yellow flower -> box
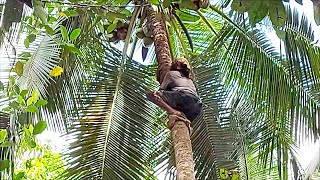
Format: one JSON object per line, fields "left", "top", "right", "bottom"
{"left": 59, "top": 12, "right": 66, "bottom": 17}
{"left": 50, "top": 66, "right": 63, "bottom": 77}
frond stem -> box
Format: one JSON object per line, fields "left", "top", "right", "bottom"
{"left": 100, "top": 48, "right": 126, "bottom": 177}
{"left": 122, "top": 5, "right": 141, "bottom": 61}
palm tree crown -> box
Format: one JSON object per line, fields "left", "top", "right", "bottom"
{"left": 0, "top": 0, "right": 320, "bottom": 179}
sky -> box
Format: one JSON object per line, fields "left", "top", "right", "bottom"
{"left": 1, "top": 0, "right": 319, "bottom": 179}
{"left": 267, "top": 0, "right": 320, "bottom": 52}
{"left": 156, "top": 0, "right": 320, "bottom": 179}
{"left": 39, "top": 0, "right": 320, "bottom": 179}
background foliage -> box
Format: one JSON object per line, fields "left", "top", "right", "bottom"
{"left": 0, "top": 0, "right": 320, "bottom": 179}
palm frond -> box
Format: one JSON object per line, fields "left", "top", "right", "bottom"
{"left": 171, "top": 8, "right": 224, "bottom": 56}
{"left": 16, "top": 17, "right": 66, "bottom": 97}
{"left": 195, "top": 5, "right": 320, "bottom": 179}
{"left": 51, "top": 39, "right": 162, "bottom": 179}
{"left": 282, "top": 7, "right": 320, "bottom": 144}
{"left": 191, "top": 56, "right": 238, "bottom": 179}
{"left": 151, "top": 32, "right": 238, "bottom": 179}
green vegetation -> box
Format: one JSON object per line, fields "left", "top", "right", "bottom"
{"left": 14, "top": 144, "right": 65, "bottom": 180}
{"left": 0, "top": 0, "right": 319, "bottom": 179}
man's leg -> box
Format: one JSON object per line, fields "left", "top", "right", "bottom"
{"left": 146, "top": 91, "right": 181, "bottom": 116}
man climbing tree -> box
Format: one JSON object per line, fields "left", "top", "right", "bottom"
{"left": 146, "top": 57, "right": 202, "bottom": 130}
{"left": 144, "top": 3, "right": 203, "bottom": 178}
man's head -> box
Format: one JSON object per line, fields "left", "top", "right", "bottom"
{"left": 171, "top": 57, "right": 191, "bottom": 78}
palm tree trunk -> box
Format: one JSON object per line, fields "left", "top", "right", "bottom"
{"left": 170, "top": 116, "right": 195, "bottom": 180}
{"left": 146, "top": 6, "right": 196, "bottom": 180}
{"left": 145, "top": 6, "right": 172, "bottom": 83}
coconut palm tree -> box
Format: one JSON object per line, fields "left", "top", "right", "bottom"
{"left": 1, "top": 0, "right": 320, "bottom": 179}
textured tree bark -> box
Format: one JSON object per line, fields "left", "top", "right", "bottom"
{"left": 169, "top": 115, "right": 195, "bottom": 180}
{"left": 146, "top": 6, "right": 172, "bottom": 84}
{"left": 146, "top": 6, "right": 196, "bottom": 180}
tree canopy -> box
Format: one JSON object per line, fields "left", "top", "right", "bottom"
{"left": 0, "top": 0, "right": 320, "bottom": 179}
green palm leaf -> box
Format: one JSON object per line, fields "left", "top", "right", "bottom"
{"left": 16, "top": 18, "right": 66, "bottom": 97}
{"left": 196, "top": 5, "right": 320, "bottom": 179}
{"left": 53, "top": 40, "right": 161, "bottom": 179}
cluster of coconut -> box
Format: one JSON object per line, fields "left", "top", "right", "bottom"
{"left": 136, "top": 26, "right": 153, "bottom": 48}
{"left": 107, "top": 19, "right": 130, "bottom": 43}
{"left": 105, "top": 19, "right": 153, "bottom": 49}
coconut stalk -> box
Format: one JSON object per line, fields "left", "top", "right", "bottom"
{"left": 146, "top": 5, "right": 196, "bottom": 180}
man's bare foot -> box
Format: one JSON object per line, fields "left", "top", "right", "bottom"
{"left": 146, "top": 91, "right": 182, "bottom": 116}
{"left": 167, "top": 109, "right": 181, "bottom": 116}
{"left": 146, "top": 92, "right": 161, "bottom": 103}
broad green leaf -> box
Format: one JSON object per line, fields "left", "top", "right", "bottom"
{"left": 106, "top": 33, "right": 114, "bottom": 38}
{"left": 19, "top": 52, "right": 31, "bottom": 58}
{"left": 269, "top": 1, "right": 287, "bottom": 28}
{"left": 70, "top": 28, "right": 81, "bottom": 41}
{"left": 50, "top": 66, "right": 64, "bottom": 77}
{"left": 107, "top": 23, "right": 117, "bottom": 33}
{"left": 27, "top": 97, "right": 34, "bottom": 106}
{"left": 10, "top": 101, "right": 20, "bottom": 109}
{"left": 15, "top": 86, "right": 20, "bottom": 94}
{"left": 45, "top": 25, "right": 55, "bottom": 34}
{"left": 64, "top": 10, "right": 79, "bottom": 17}
{"left": 106, "top": 12, "right": 126, "bottom": 22}
{"left": 45, "top": 2, "right": 57, "bottom": 7}
{"left": 147, "top": 0, "right": 160, "bottom": 5}
{"left": 17, "top": 96, "right": 25, "bottom": 105}
{"left": 231, "top": 174, "right": 240, "bottom": 180}
{"left": 0, "top": 141, "right": 13, "bottom": 147}
{"left": 27, "top": 34, "right": 36, "bottom": 43}
{"left": 26, "top": 105, "right": 39, "bottom": 113}
{"left": 0, "top": 160, "right": 10, "bottom": 171}
{"left": 24, "top": 38, "right": 29, "bottom": 48}
{"left": 0, "top": 129, "right": 6, "bottom": 143}
{"left": 29, "top": 124, "right": 34, "bottom": 134}
{"left": 60, "top": 25, "right": 68, "bottom": 41}
{"left": 54, "top": 39, "right": 65, "bottom": 46}
{"left": 0, "top": 81, "right": 4, "bottom": 90}
{"left": 32, "top": 90, "right": 39, "bottom": 101}
{"left": 35, "top": 99, "right": 48, "bottom": 107}
{"left": 15, "top": 61, "right": 24, "bottom": 76}
{"left": 23, "top": 127, "right": 31, "bottom": 136}
{"left": 59, "top": 12, "right": 66, "bottom": 17}
{"left": 66, "top": 43, "right": 75, "bottom": 47}
{"left": 9, "top": 76, "right": 15, "bottom": 86}
{"left": 120, "top": 9, "right": 132, "bottom": 16}
{"left": 20, "top": 90, "right": 28, "bottom": 97}
{"left": 13, "top": 172, "right": 25, "bottom": 180}
{"left": 48, "top": 7, "right": 54, "bottom": 14}
{"left": 66, "top": 46, "right": 83, "bottom": 56}
{"left": 248, "top": 1, "right": 269, "bottom": 25}
{"left": 33, "top": 121, "right": 47, "bottom": 135}
{"left": 48, "top": 16, "right": 57, "bottom": 24}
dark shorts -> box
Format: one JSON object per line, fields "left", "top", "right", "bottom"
{"left": 159, "top": 90, "right": 202, "bottom": 121}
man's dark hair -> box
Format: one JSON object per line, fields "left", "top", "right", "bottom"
{"left": 171, "top": 61, "right": 191, "bottom": 78}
